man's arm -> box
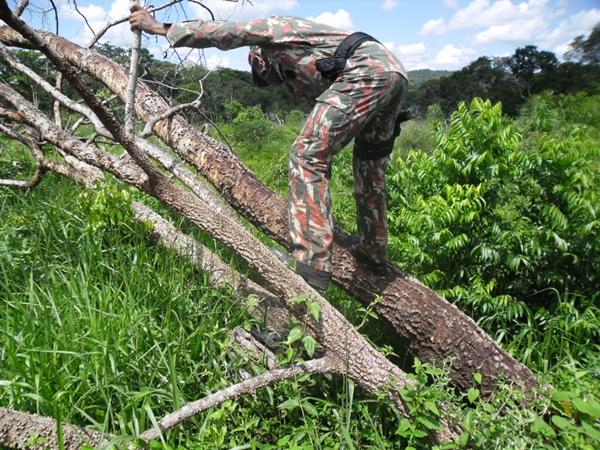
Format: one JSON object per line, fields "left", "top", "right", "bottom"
{"left": 129, "top": 5, "right": 277, "bottom": 50}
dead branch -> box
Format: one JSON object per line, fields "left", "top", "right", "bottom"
{"left": 139, "top": 70, "right": 211, "bottom": 137}
{"left": 53, "top": 72, "right": 62, "bottom": 128}
{"left": 140, "top": 358, "right": 332, "bottom": 441}
{"left": 231, "top": 327, "right": 279, "bottom": 370}
{"left": 86, "top": 0, "right": 182, "bottom": 48}
{"left": 0, "top": 41, "right": 111, "bottom": 137}
{"left": 126, "top": 0, "right": 142, "bottom": 139}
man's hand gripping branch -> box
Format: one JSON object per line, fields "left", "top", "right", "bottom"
{"left": 129, "top": 4, "right": 168, "bottom": 36}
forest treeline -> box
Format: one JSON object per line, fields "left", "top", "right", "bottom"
{"left": 2, "top": 22, "right": 598, "bottom": 124}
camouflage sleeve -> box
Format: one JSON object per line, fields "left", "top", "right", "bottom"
{"left": 166, "top": 18, "right": 277, "bottom": 50}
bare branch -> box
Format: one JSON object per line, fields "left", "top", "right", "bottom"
{"left": 231, "top": 327, "right": 279, "bottom": 370}
{"left": 140, "top": 357, "right": 332, "bottom": 441}
{"left": 0, "top": 41, "right": 111, "bottom": 138}
{"left": 71, "top": 0, "right": 96, "bottom": 38}
{"left": 14, "top": 0, "right": 28, "bottom": 17}
{"left": 86, "top": 0, "right": 182, "bottom": 48}
{"left": 0, "top": 122, "right": 44, "bottom": 188}
{"left": 53, "top": 72, "right": 62, "bottom": 128}
{"left": 139, "top": 82, "right": 203, "bottom": 137}
{"left": 125, "top": 1, "right": 142, "bottom": 139}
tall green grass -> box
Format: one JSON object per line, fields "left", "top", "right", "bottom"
{"left": 0, "top": 174, "right": 407, "bottom": 448}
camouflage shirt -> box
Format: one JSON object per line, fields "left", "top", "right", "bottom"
{"left": 166, "top": 15, "right": 408, "bottom": 98}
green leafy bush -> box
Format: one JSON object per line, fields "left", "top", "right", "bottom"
{"left": 386, "top": 95, "right": 600, "bottom": 370}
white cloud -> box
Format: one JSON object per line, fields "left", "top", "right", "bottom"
{"left": 205, "top": 54, "right": 231, "bottom": 69}
{"left": 443, "top": 0, "right": 460, "bottom": 8}
{"left": 471, "top": 16, "right": 547, "bottom": 45}
{"left": 543, "top": 9, "right": 600, "bottom": 56}
{"left": 59, "top": 0, "right": 132, "bottom": 47}
{"left": 394, "top": 43, "right": 430, "bottom": 71}
{"left": 420, "top": 18, "right": 447, "bottom": 36}
{"left": 431, "top": 44, "right": 477, "bottom": 70}
{"left": 190, "top": 0, "right": 298, "bottom": 21}
{"left": 448, "top": 0, "right": 521, "bottom": 30}
{"left": 382, "top": 0, "right": 398, "bottom": 11}
{"left": 309, "top": 10, "right": 354, "bottom": 30}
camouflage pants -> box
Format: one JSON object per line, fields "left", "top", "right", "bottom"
{"left": 289, "top": 71, "right": 408, "bottom": 272}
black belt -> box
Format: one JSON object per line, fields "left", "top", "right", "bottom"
{"left": 316, "top": 32, "right": 380, "bottom": 81}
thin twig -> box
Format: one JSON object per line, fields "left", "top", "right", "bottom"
{"left": 72, "top": 0, "right": 96, "bottom": 38}
{"left": 86, "top": 0, "right": 181, "bottom": 48}
{"left": 0, "top": 41, "right": 111, "bottom": 137}
{"left": 14, "top": 0, "right": 28, "bottom": 16}
{"left": 126, "top": 1, "right": 142, "bottom": 138}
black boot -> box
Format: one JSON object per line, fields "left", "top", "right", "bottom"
{"left": 296, "top": 261, "right": 331, "bottom": 291}
{"left": 347, "top": 236, "right": 388, "bottom": 276}
{"left": 270, "top": 248, "right": 331, "bottom": 291}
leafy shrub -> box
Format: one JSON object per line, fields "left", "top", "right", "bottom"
{"left": 386, "top": 95, "right": 600, "bottom": 370}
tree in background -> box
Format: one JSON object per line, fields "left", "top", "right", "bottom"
{"left": 565, "top": 21, "right": 600, "bottom": 66}
{"left": 509, "top": 45, "right": 559, "bottom": 98}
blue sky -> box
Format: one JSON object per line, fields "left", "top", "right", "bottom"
{"left": 22, "top": 0, "right": 600, "bottom": 73}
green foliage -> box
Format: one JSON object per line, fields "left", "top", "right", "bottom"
{"left": 387, "top": 95, "right": 600, "bottom": 370}
{"left": 405, "top": 45, "right": 600, "bottom": 118}
{"left": 461, "top": 372, "right": 600, "bottom": 449}
{"left": 390, "top": 358, "right": 600, "bottom": 450}
{"left": 218, "top": 104, "right": 302, "bottom": 194}
{"left": 396, "top": 359, "right": 458, "bottom": 450}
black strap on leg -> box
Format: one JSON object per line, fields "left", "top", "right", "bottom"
{"left": 353, "top": 109, "right": 412, "bottom": 161}
{"left": 316, "top": 32, "right": 380, "bottom": 81}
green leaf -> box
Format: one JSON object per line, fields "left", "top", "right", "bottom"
{"left": 551, "top": 415, "right": 573, "bottom": 430}
{"left": 278, "top": 399, "right": 301, "bottom": 410}
{"left": 301, "top": 400, "right": 319, "bottom": 417}
{"left": 277, "top": 435, "right": 291, "bottom": 446}
{"left": 425, "top": 400, "right": 440, "bottom": 416}
{"left": 572, "top": 398, "right": 600, "bottom": 418}
{"left": 551, "top": 390, "right": 576, "bottom": 402}
{"left": 289, "top": 294, "right": 308, "bottom": 304}
{"left": 307, "top": 300, "right": 321, "bottom": 321}
{"left": 397, "top": 418, "right": 411, "bottom": 436}
{"left": 286, "top": 327, "right": 303, "bottom": 344}
{"left": 468, "top": 388, "right": 480, "bottom": 403}
{"left": 458, "top": 431, "right": 470, "bottom": 448}
{"left": 417, "top": 415, "right": 443, "bottom": 430}
{"left": 473, "top": 372, "right": 482, "bottom": 384}
{"left": 301, "top": 335, "right": 317, "bottom": 358}
{"left": 482, "top": 402, "right": 494, "bottom": 413}
{"left": 340, "top": 426, "right": 356, "bottom": 450}
{"left": 582, "top": 420, "right": 600, "bottom": 441}
{"left": 531, "top": 417, "right": 556, "bottom": 438}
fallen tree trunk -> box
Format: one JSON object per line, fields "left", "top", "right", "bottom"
{"left": 0, "top": 27, "right": 538, "bottom": 394}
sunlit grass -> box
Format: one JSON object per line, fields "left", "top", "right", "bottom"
{"left": 0, "top": 175, "right": 403, "bottom": 448}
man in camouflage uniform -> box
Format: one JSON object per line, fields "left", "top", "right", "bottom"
{"left": 130, "top": 5, "right": 408, "bottom": 291}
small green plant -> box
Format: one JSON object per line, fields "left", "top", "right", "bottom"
{"left": 395, "top": 358, "right": 461, "bottom": 450}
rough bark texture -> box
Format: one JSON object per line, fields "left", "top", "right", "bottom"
{"left": 0, "top": 27, "right": 538, "bottom": 394}
{"left": 0, "top": 407, "right": 110, "bottom": 449}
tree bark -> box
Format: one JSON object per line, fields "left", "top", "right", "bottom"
{"left": 0, "top": 26, "right": 538, "bottom": 394}
{"left": 0, "top": 407, "right": 110, "bottom": 450}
